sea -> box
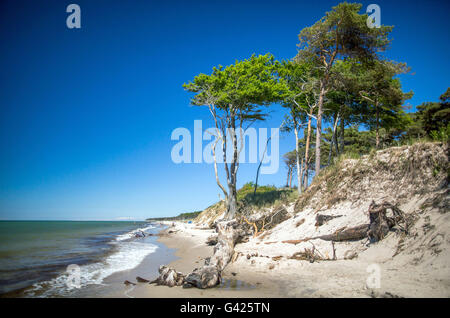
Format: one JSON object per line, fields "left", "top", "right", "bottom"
{"left": 0, "top": 220, "right": 164, "bottom": 297}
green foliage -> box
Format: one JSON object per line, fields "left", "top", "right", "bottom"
{"left": 237, "top": 182, "right": 296, "bottom": 207}
{"left": 416, "top": 89, "right": 450, "bottom": 137}
{"left": 324, "top": 125, "right": 375, "bottom": 156}
{"left": 277, "top": 60, "right": 317, "bottom": 129}
{"left": 297, "top": 2, "right": 393, "bottom": 67}
{"left": 183, "top": 54, "right": 287, "bottom": 117}
{"left": 283, "top": 151, "right": 297, "bottom": 168}
{"left": 399, "top": 87, "right": 450, "bottom": 143}
{"left": 430, "top": 124, "right": 450, "bottom": 142}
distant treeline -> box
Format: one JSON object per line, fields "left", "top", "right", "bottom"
{"left": 146, "top": 211, "right": 202, "bottom": 221}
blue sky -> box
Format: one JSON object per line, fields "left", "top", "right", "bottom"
{"left": 0, "top": 0, "right": 449, "bottom": 220}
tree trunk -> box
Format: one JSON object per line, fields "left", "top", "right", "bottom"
{"left": 375, "top": 102, "right": 380, "bottom": 149}
{"left": 254, "top": 136, "right": 271, "bottom": 195}
{"left": 316, "top": 224, "right": 369, "bottom": 242}
{"left": 226, "top": 186, "right": 237, "bottom": 220}
{"left": 340, "top": 115, "right": 345, "bottom": 153}
{"left": 225, "top": 115, "right": 238, "bottom": 220}
{"left": 289, "top": 167, "right": 293, "bottom": 188}
{"left": 334, "top": 110, "right": 341, "bottom": 155}
{"left": 315, "top": 84, "right": 325, "bottom": 176}
{"left": 299, "top": 157, "right": 304, "bottom": 191}
{"left": 286, "top": 167, "right": 291, "bottom": 188}
{"left": 303, "top": 109, "right": 313, "bottom": 189}
{"left": 294, "top": 126, "right": 302, "bottom": 194}
{"left": 328, "top": 114, "right": 339, "bottom": 166}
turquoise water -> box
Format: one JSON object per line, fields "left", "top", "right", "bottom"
{"left": 0, "top": 221, "right": 158, "bottom": 296}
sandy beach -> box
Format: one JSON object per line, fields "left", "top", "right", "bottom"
{"left": 115, "top": 210, "right": 450, "bottom": 298}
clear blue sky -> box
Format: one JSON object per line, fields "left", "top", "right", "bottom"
{"left": 0, "top": 0, "right": 449, "bottom": 220}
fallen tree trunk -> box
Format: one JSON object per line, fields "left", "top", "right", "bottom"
{"left": 150, "top": 220, "right": 245, "bottom": 289}
{"left": 315, "top": 214, "right": 343, "bottom": 227}
{"left": 316, "top": 224, "right": 369, "bottom": 242}
{"left": 282, "top": 224, "right": 369, "bottom": 245}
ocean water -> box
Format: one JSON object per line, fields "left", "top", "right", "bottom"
{"left": 0, "top": 221, "right": 160, "bottom": 297}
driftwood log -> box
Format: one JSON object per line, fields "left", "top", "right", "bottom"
{"left": 315, "top": 214, "right": 343, "bottom": 227}
{"left": 136, "top": 276, "right": 150, "bottom": 283}
{"left": 150, "top": 220, "right": 245, "bottom": 289}
{"left": 150, "top": 266, "right": 185, "bottom": 287}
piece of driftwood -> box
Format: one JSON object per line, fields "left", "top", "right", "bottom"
{"left": 123, "top": 280, "right": 136, "bottom": 286}
{"left": 288, "top": 241, "right": 329, "bottom": 263}
{"left": 315, "top": 214, "right": 342, "bottom": 226}
{"left": 149, "top": 265, "right": 185, "bottom": 287}
{"left": 289, "top": 248, "right": 318, "bottom": 263}
{"left": 316, "top": 224, "right": 370, "bottom": 241}
{"left": 136, "top": 276, "right": 150, "bottom": 283}
{"left": 184, "top": 221, "right": 243, "bottom": 288}
{"left": 150, "top": 220, "right": 245, "bottom": 289}
{"left": 282, "top": 239, "right": 306, "bottom": 245}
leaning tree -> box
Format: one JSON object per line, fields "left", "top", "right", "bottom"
{"left": 278, "top": 60, "right": 317, "bottom": 193}
{"left": 183, "top": 54, "right": 286, "bottom": 219}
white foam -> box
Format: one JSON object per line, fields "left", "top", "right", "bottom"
{"left": 27, "top": 239, "right": 158, "bottom": 297}
{"left": 115, "top": 225, "right": 155, "bottom": 241}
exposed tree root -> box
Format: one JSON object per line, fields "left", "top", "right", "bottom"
{"left": 315, "top": 214, "right": 343, "bottom": 226}
{"left": 367, "top": 200, "right": 413, "bottom": 241}
{"left": 243, "top": 216, "right": 260, "bottom": 237}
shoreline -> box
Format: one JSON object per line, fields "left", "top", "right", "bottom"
{"left": 4, "top": 217, "right": 447, "bottom": 298}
